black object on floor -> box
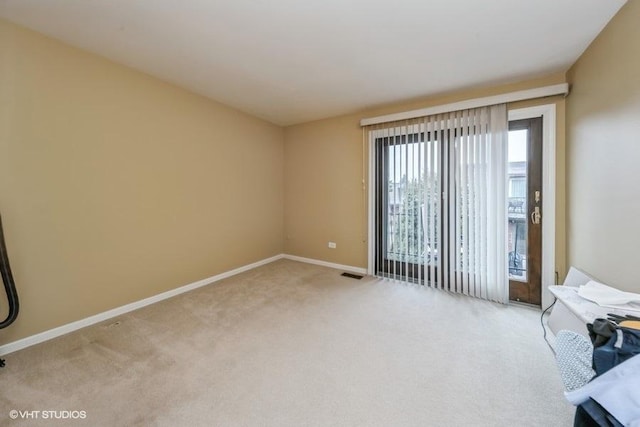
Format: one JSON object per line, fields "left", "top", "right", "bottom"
{"left": 341, "top": 272, "right": 364, "bottom": 280}
{"left": 0, "top": 213, "right": 20, "bottom": 368}
{"left": 0, "top": 213, "right": 19, "bottom": 330}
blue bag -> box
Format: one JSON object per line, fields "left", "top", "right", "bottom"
{"left": 592, "top": 326, "right": 640, "bottom": 376}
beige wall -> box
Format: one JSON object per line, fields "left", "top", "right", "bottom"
{"left": 284, "top": 74, "right": 568, "bottom": 279}
{"left": 566, "top": 1, "right": 640, "bottom": 291}
{"left": 0, "top": 19, "right": 284, "bottom": 345}
{"left": 284, "top": 114, "right": 367, "bottom": 268}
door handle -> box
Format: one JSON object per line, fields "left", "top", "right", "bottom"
{"left": 531, "top": 206, "right": 541, "bottom": 225}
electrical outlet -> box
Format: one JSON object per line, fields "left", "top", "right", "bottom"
{"left": 328, "top": 241, "right": 337, "bottom": 249}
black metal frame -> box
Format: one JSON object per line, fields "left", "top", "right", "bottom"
{"left": 374, "top": 131, "right": 442, "bottom": 285}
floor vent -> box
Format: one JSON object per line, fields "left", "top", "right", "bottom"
{"left": 341, "top": 272, "right": 363, "bottom": 280}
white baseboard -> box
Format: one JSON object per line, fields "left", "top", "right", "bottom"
{"left": 0, "top": 254, "right": 284, "bottom": 356}
{"left": 282, "top": 254, "right": 367, "bottom": 275}
{"left": 0, "top": 253, "right": 366, "bottom": 356}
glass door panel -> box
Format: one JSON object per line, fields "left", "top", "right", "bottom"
{"left": 508, "top": 129, "right": 528, "bottom": 282}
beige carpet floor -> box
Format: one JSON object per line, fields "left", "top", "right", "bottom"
{"left": 0, "top": 259, "right": 575, "bottom": 426}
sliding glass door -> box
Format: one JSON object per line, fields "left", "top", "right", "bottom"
{"left": 371, "top": 106, "right": 509, "bottom": 302}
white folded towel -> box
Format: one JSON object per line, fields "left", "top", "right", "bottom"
{"left": 565, "top": 353, "right": 640, "bottom": 426}
{"left": 578, "top": 280, "right": 640, "bottom": 312}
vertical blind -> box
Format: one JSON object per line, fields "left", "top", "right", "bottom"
{"left": 368, "top": 104, "right": 508, "bottom": 303}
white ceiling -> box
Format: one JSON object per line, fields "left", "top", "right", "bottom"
{"left": 0, "top": 0, "right": 626, "bottom": 126}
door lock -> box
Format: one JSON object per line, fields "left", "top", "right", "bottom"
{"left": 531, "top": 206, "right": 541, "bottom": 225}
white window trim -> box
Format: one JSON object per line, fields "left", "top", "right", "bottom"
{"left": 367, "top": 103, "right": 557, "bottom": 308}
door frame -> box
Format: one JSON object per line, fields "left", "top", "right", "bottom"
{"left": 367, "top": 103, "right": 557, "bottom": 309}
